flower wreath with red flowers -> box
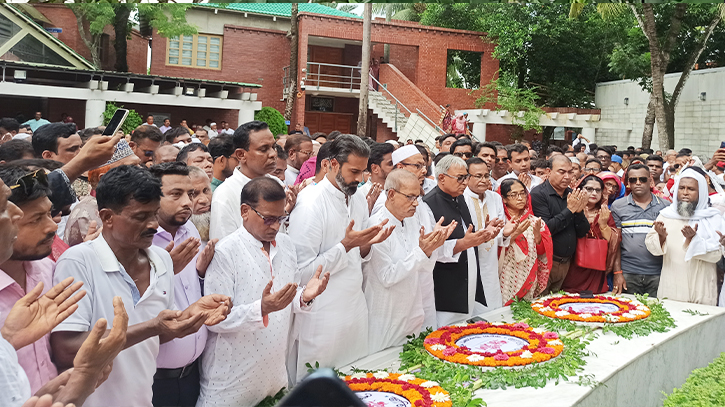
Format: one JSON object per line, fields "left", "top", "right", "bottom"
{"left": 343, "top": 372, "right": 452, "bottom": 407}
{"left": 531, "top": 293, "right": 651, "bottom": 323}
{"left": 423, "top": 322, "right": 564, "bottom": 367}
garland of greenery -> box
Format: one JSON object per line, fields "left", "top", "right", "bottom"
{"left": 511, "top": 294, "right": 676, "bottom": 340}
{"left": 393, "top": 328, "right": 595, "bottom": 406}
{"left": 662, "top": 352, "right": 725, "bottom": 406}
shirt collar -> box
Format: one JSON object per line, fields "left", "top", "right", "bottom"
{"left": 626, "top": 192, "right": 658, "bottom": 208}
{"left": 287, "top": 164, "right": 300, "bottom": 175}
{"left": 544, "top": 180, "right": 569, "bottom": 197}
{"left": 155, "top": 222, "right": 191, "bottom": 242}
{"left": 381, "top": 206, "right": 404, "bottom": 229}
{"left": 320, "top": 176, "right": 346, "bottom": 201}
{"left": 91, "top": 235, "right": 168, "bottom": 277}
{"left": 0, "top": 270, "right": 15, "bottom": 292}
{"left": 237, "top": 225, "right": 277, "bottom": 250}
{"left": 464, "top": 187, "right": 485, "bottom": 201}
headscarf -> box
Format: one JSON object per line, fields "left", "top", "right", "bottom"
{"left": 659, "top": 167, "right": 725, "bottom": 261}
{"left": 452, "top": 113, "right": 467, "bottom": 134}
{"left": 576, "top": 174, "right": 606, "bottom": 207}
{"left": 598, "top": 171, "right": 625, "bottom": 207}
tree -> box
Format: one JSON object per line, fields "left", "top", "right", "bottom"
{"left": 357, "top": 3, "right": 372, "bottom": 138}
{"left": 255, "top": 107, "right": 287, "bottom": 137}
{"left": 113, "top": 4, "right": 133, "bottom": 73}
{"left": 68, "top": 3, "right": 114, "bottom": 68}
{"left": 284, "top": 3, "right": 298, "bottom": 122}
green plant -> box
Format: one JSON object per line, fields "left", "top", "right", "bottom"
{"left": 254, "top": 107, "right": 287, "bottom": 138}
{"left": 102, "top": 102, "right": 142, "bottom": 135}
{"left": 663, "top": 353, "right": 725, "bottom": 406}
{"left": 474, "top": 78, "right": 545, "bottom": 134}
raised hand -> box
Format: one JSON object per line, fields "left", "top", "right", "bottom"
{"left": 341, "top": 219, "right": 390, "bottom": 252}
{"left": 510, "top": 218, "right": 532, "bottom": 241}
{"left": 195, "top": 239, "right": 218, "bottom": 278}
{"left": 598, "top": 203, "right": 611, "bottom": 229}
{"left": 681, "top": 223, "right": 698, "bottom": 242}
{"left": 155, "top": 309, "right": 207, "bottom": 343}
{"left": 165, "top": 237, "right": 201, "bottom": 275}
{"left": 419, "top": 227, "right": 446, "bottom": 257}
{"left": 285, "top": 185, "right": 299, "bottom": 214}
{"left": 261, "top": 280, "right": 297, "bottom": 317}
{"left": 717, "top": 231, "right": 725, "bottom": 247}
{"left": 366, "top": 182, "right": 382, "bottom": 215}
{"left": 567, "top": 189, "right": 585, "bottom": 213}
{"left": 73, "top": 296, "right": 128, "bottom": 378}
{"left": 1, "top": 277, "right": 86, "bottom": 350}
{"left": 83, "top": 220, "right": 102, "bottom": 242}
{"left": 518, "top": 172, "right": 532, "bottom": 189}
{"left": 302, "top": 266, "right": 330, "bottom": 304}
{"left": 653, "top": 220, "right": 667, "bottom": 246}
{"left": 185, "top": 294, "right": 232, "bottom": 326}
{"left": 532, "top": 217, "right": 542, "bottom": 243}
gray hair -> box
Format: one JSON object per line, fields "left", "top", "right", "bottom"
{"left": 187, "top": 165, "right": 209, "bottom": 181}
{"left": 435, "top": 154, "right": 467, "bottom": 178}
{"left": 384, "top": 168, "right": 420, "bottom": 192}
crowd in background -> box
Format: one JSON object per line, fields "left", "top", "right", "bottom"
{"left": 0, "top": 110, "right": 724, "bottom": 407}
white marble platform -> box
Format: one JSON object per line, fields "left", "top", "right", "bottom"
{"left": 341, "top": 297, "right": 725, "bottom": 407}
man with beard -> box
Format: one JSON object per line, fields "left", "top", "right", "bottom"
{"left": 0, "top": 165, "right": 61, "bottom": 393}
{"left": 207, "top": 135, "right": 238, "bottom": 192}
{"left": 149, "top": 162, "right": 217, "bottom": 407}
{"left": 51, "top": 165, "right": 231, "bottom": 407}
{"left": 210, "top": 121, "right": 278, "bottom": 241}
{"left": 188, "top": 166, "right": 213, "bottom": 247}
{"left": 287, "top": 134, "right": 394, "bottom": 382}
{"left": 646, "top": 168, "right": 725, "bottom": 305}
{"left": 366, "top": 142, "right": 395, "bottom": 215}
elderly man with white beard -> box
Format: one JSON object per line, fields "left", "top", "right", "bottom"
{"left": 188, "top": 166, "right": 214, "bottom": 248}
{"left": 646, "top": 167, "right": 725, "bottom": 305}
{"left": 363, "top": 170, "right": 455, "bottom": 353}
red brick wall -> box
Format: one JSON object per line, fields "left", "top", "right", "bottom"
{"left": 47, "top": 99, "right": 86, "bottom": 128}
{"left": 149, "top": 25, "right": 289, "bottom": 115}
{"left": 374, "top": 116, "right": 397, "bottom": 142}
{"left": 378, "top": 63, "right": 440, "bottom": 128}
{"left": 33, "top": 4, "right": 149, "bottom": 74}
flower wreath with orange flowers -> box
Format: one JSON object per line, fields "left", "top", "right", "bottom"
{"left": 344, "top": 372, "right": 452, "bottom": 407}
{"left": 423, "top": 322, "right": 563, "bottom": 367}
{"left": 531, "top": 293, "right": 650, "bottom": 323}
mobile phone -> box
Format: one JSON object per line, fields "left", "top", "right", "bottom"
{"left": 720, "top": 141, "right": 725, "bottom": 149}
{"left": 102, "top": 108, "right": 129, "bottom": 136}
{"left": 466, "top": 316, "right": 488, "bottom": 324}
{"left": 278, "top": 368, "right": 365, "bottom": 407}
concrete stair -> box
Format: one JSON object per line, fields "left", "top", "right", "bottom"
{"left": 368, "top": 90, "right": 440, "bottom": 146}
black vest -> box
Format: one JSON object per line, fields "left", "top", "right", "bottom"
{"left": 423, "top": 186, "right": 486, "bottom": 314}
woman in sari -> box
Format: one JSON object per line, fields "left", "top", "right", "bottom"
{"left": 439, "top": 104, "right": 453, "bottom": 133}
{"left": 599, "top": 171, "right": 625, "bottom": 207}
{"left": 562, "top": 174, "right": 621, "bottom": 294}
{"left": 497, "top": 178, "right": 553, "bottom": 305}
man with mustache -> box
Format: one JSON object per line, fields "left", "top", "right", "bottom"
{"left": 148, "top": 162, "right": 217, "bottom": 407}
{"left": 210, "top": 121, "right": 279, "bottom": 241}
{"left": 0, "top": 165, "right": 62, "bottom": 393}
{"left": 187, "top": 166, "right": 213, "bottom": 247}
{"left": 287, "top": 134, "right": 394, "bottom": 382}
{"left": 646, "top": 167, "right": 725, "bottom": 305}
{"left": 51, "top": 165, "right": 231, "bottom": 407}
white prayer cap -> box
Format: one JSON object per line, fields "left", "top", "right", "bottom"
{"left": 569, "top": 156, "right": 580, "bottom": 165}
{"left": 392, "top": 144, "right": 422, "bottom": 166}
{"left": 385, "top": 139, "right": 399, "bottom": 146}
{"left": 12, "top": 133, "right": 31, "bottom": 141}
{"left": 210, "top": 122, "right": 216, "bottom": 126}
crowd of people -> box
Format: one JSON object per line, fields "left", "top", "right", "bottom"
{"left": 0, "top": 112, "right": 724, "bottom": 407}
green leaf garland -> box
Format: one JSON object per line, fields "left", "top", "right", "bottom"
{"left": 511, "top": 294, "right": 676, "bottom": 340}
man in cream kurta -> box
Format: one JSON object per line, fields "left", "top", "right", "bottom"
{"left": 645, "top": 168, "right": 725, "bottom": 305}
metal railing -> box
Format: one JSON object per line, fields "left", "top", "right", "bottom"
{"left": 368, "top": 73, "right": 411, "bottom": 132}
{"left": 416, "top": 108, "right": 444, "bottom": 134}
{"left": 306, "top": 62, "right": 362, "bottom": 91}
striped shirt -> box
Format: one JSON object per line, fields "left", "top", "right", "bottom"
{"left": 611, "top": 194, "right": 669, "bottom": 275}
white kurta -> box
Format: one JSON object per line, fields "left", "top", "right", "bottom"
{"left": 199, "top": 227, "right": 308, "bottom": 407}
{"left": 645, "top": 216, "right": 723, "bottom": 306}
{"left": 287, "top": 177, "right": 370, "bottom": 382}
{"left": 209, "top": 168, "right": 251, "bottom": 241}
{"left": 364, "top": 207, "right": 436, "bottom": 353}
{"left": 463, "top": 188, "right": 509, "bottom": 310}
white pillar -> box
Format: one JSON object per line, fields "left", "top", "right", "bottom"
{"left": 472, "top": 122, "right": 486, "bottom": 142}
{"left": 238, "top": 105, "right": 256, "bottom": 127}
{"left": 582, "top": 127, "right": 595, "bottom": 144}
{"left": 85, "top": 99, "right": 106, "bottom": 128}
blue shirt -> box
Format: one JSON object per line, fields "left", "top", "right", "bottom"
{"left": 22, "top": 118, "right": 50, "bottom": 132}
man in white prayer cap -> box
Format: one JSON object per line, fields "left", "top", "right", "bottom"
{"left": 646, "top": 167, "right": 725, "bottom": 305}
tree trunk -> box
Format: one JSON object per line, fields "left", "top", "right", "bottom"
{"left": 641, "top": 97, "right": 655, "bottom": 149}
{"left": 113, "top": 5, "right": 132, "bottom": 72}
{"left": 70, "top": 7, "right": 101, "bottom": 68}
{"left": 383, "top": 4, "right": 392, "bottom": 62}
{"left": 357, "top": 4, "right": 372, "bottom": 138}
{"left": 284, "top": 3, "right": 298, "bottom": 122}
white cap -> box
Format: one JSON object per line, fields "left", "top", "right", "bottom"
{"left": 392, "top": 144, "right": 422, "bottom": 166}
{"left": 385, "top": 139, "right": 399, "bottom": 146}
{"left": 569, "top": 156, "right": 580, "bottom": 165}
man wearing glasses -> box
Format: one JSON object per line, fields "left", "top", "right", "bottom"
{"left": 129, "top": 125, "right": 164, "bottom": 166}
{"left": 492, "top": 147, "right": 510, "bottom": 185}
{"left": 200, "top": 177, "right": 329, "bottom": 406}
{"left": 584, "top": 158, "right": 603, "bottom": 175}
{"left": 450, "top": 138, "right": 474, "bottom": 161}
{"left": 423, "top": 155, "right": 502, "bottom": 326}
{"left": 283, "top": 134, "right": 313, "bottom": 187}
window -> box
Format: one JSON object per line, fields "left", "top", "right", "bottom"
{"left": 166, "top": 34, "right": 221, "bottom": 69}
{"left": 446, "top": 50, "right": 481, "bottom": 90}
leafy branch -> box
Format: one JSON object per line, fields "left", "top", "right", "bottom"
{"left": 682, "top": 309, "right": 709, "bottom": 317}
{"left": 474, "top": 78, "right": 545, "bottom": 133}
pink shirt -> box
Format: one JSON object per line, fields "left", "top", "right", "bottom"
{"left": 0, "top": 258, "right": 58, "bottom": 393}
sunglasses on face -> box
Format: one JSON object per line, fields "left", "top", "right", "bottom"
{"left": 442, "top": 172, "right": 470, "bottom": 183}
{"left": 9, "top": 169, "right": 48, "bottom": 196}
{"left": 143, "top": 150, "right": 155, "bottom": 157}
{"left": 628, "top": 176, "right": 649, "bottom": 185}
{"left": 495, "top": 157, "right": 509, "bottom": 163}
{"left": 584, "top": 167, "right": 599, "bottom": 172}
{"left": 249, "top": 205, "right": 289, "bottom": 226}
{"left": 453, "top": 152, "right": 473, "bottom": 159}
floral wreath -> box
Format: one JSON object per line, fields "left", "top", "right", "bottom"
{"left": 344, "top": 372, "right": 452, "bottom": 407}
{"left": 531, "top": 293, "right": 651, "bottom": 323}
{"left": 423, "top": 322, "right": 564, "bottom": 367}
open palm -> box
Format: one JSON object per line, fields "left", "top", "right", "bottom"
{"left": 1, "top": 277, "right": 86, "bottom": 350}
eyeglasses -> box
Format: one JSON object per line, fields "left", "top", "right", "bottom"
{"left": 143, "top": 150, "right": 155, "bottom": 157}
{"left": 470, "top": 173, "right": 490, "bottom": 181}
{"left": 9, "top": 169, "right": 48, "bottom": 195}
{"left": 248, "top": 205, "right": 289, "bottom": 226}
{"left": 391, "top": 189, "right": 419, "bottom": 202}
{"left": 298, "top": 150, "right": 313, "bottom": 157}
{"left": 583, "top": 167, "right": 600, "bottom": 172}
{"left": 506, "top": 191, "right": 527, "bottom": 199}
{"left": 400, "top": 162, "right": 426, "bottom": 171}
{"left": 672, "top": 164, "right": 681, "bottom": 170}
{"left": 495, "top": 157, "right": 509, "bottom": 163}
{"left": 453, "top": 152, "right": 473, "bottom": 159}
{"left": 583, "top": 187, "right": 602, "bottom": 194}
{"left": 628, "top": 176, "right": 649, "bottom": 185}
{"left": 442, "top": 172, "right": 470, "bottom": 183}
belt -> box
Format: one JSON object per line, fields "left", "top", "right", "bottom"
{"left": 154, "top": 359, "right": 198, "bottom": 380}
{"left": 552, "top": 255, "right": 572, "bottom": 264}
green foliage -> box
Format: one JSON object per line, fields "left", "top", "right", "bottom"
{"left": 67, "top": 3, "right": 115, "bottom": 36}
{"left": 475, "top": 78, "right": 545, "bottom": 134}
{"left": 510, "top": 294, "right": 677, "bottom": 340}
{"left": 446, "top": 50, "right": 481, "bottom": 90}
{"left": 255, "top": 107, "right": 287, "bottom": 137}
{"left": 103, "top": 102, "right": 142, "bottom": 136}
{"left": 682, "top": 309, "right": 710, "bottom": 317}
{"left": 663, "top": 353, "right": 725, "bottom": 407}
{"left": 255, "top": 388, "right": 287, "bottom": 407}
{"left": 136, "top": 4, "right": 198, "bottom": 38}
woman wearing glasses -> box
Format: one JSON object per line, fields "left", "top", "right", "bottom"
{"left": 562, "top": 174, "right": 621, "bottom": 294}
{"left": 497, "top": 179, "right": 553, "bottom": 305}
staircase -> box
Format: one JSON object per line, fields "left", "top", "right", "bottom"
{"left": 367, "top": 87, "right": 441, "bottom": 146}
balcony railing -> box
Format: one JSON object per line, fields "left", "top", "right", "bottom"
{"left": 283, "top": 62, "right": 363, "bottom": 97}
